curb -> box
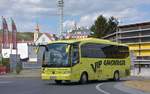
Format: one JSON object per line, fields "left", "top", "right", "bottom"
{"left": 0, "top": 75, "right": 40, "bottom": 78}
{"left": 0, "top": 69, "right": 41, "bottom": 78}
{"left": 0, "top": 73, "right": 40, "bottom": 78}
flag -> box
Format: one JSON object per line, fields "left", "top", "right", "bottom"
{"left": 11, "top": 18, "right": 17, "bottom": 49}
{"left": 2, "top": 17, "right": 9, "bottom": 49}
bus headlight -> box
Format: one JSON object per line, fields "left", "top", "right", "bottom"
{"left": 42, "top": 68, "right": 45, "bottom": 73}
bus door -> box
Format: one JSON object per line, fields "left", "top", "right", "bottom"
{"left": 70, "top": 43, "right": 80, "bottom": 80}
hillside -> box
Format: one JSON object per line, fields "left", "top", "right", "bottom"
{"left": 0, "top": 30, "right": 43, "bottom": 42}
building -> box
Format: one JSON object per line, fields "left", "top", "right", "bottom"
{"left": 28, "top": 25, "right": 57, "bottom": 65}
{"left": 103, "top": 22, "right": 150, "bottom": 69}
{"left": 34, "top": 24, "right": 40, "bottom": 42}
{"left": 65, "top": 28, "right": 91, "bottom": 39}
{"left": 34, "top": 33, "right": 56, "bottom": 45}
{"left": 28, "top": 33, "right": 57, "bottom": 64}
{"left": 0, "top": 24, "right": 57, "bottom": 68}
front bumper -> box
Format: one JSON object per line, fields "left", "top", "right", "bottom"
{"left": 41, "top": 74, "right": 71, "bottom": 80}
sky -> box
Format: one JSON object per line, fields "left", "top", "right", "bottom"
{"left": 0, "top": 0, "right": 150, "bottom": 34}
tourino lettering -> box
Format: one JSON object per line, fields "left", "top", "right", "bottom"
{"left": 91, "top": 60, "right": 125, "bottom": 72}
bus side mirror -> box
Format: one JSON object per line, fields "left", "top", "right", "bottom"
{"left": 39, "top": 45, "right": 49, "bottom": 52}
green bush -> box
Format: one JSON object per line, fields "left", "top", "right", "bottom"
{"left": 0, "top": 59, "right": 2, "bottom": 66}
{"left": 2, "top": 58, "right": 10, "bottom": 66}
{"left": 0, "top": 54, "right": 2, "bottom": 66}
{"left": 2, "top": 58, "right": 10, "bottom": 71}
{"left": 0, "top": 61, "right": 2, "bottom": 66}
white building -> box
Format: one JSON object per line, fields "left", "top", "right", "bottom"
{"left": 28, "top": 24, "right": 57, "bottom": 64}
{"left": 65, "top": 28, "right": 91, "bottom": 39}
{"left": 35, "top": 33, "right": 56, "bottom": 45}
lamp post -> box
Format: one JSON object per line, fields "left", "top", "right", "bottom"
{"left": 138, "top": 42, "right": 141, "bottom": 74}
{"left": 58, "top": 0, "right": 64, "bottom": 38}
{"left": 138, "top": 26, "right": 141, "bottom": 74}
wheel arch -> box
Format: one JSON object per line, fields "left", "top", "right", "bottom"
{"left": 80, "top": 71, "right": 88, "bottom": 80}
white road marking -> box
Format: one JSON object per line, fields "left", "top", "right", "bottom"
{"left": 96, "top": 83, "right": 111, "bottom": 94}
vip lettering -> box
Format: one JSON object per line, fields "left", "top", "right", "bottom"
{"left": 91, "top": 61, "right": 102, "bottom": 73}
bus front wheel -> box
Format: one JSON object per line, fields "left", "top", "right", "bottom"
{"left": 55, "top": 80, "right": 62, "bottom": 84}
{"left": 79, "top": 72, "right": 88, "bottom": 84}
{"left": 113, "top": 71, "right": 120, "bottom": 81}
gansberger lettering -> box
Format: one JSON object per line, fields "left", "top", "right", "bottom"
{"left": 91, "top": 60, "right": 126, "bottom": 72}
{"left": 104, "top": 60, "right": 125, "bottom": 65}
{"left": 91, "top": 61, "right": 102, "bottom": 73}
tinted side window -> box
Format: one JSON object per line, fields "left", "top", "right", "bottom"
{"left": 81, "top": 43, "right": 129, "bottom": 59}
{"left": 81, "top": 44, "right": 106, "bottom": 58}
{"left": 102, "top": 45, "right": 129, "bottom": 58}
{"left": 118, "top": 46, "right": 129, "bottom": 58}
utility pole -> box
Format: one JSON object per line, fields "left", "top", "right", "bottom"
{"left": 58, "top": 0, "right": 64, "bottom": 38}
{"left": 138, "top": 42, "right": 141, "bottom": 74}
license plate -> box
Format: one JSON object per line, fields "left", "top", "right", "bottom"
{"left": 50, "top": 76, "right": 56, "bottom": 80}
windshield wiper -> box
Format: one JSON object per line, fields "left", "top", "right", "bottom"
{"left": 42, "top": 64, "right": 49, "bottom": 67}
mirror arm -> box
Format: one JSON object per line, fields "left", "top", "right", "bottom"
{"left": 39, "top": 45, "right": 49, "bottom": 51}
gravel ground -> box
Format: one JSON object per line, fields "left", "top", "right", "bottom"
{"left": 124, "top": 80, "right": 150, "bottom": 92}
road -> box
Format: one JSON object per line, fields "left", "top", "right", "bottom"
{"left": 0, "top": 77, "right": 149, "bottom": 94}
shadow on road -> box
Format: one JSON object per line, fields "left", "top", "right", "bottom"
{"left": 45, "top": 79, "right": 128, "bottom": 86}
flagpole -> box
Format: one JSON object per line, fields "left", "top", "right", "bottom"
{"left": 11, "top": 19, "right": 12, "bottom": 54}
{"left": 11, "top": 22, "right": 12, "bottom": 55}
{"left": 11, "top": 18, "right": 18, "bottom": 72}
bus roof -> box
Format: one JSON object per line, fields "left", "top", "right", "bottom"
{"left": 48, "top": 38, "right": 127, "bottom": 46}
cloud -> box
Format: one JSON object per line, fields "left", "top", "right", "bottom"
{"left": 78, "top": 14, "right": 98, "bottom": 27}
{"left": 18, "top": 0, "right": 41, "bottom": 4}
{"left": 77, "top": 7, "right": 147, "bottom": 27}
{"left": 63, "top": 0, "right": 150, "bottom": 29}
{"left": 0, "top": 0, "right": 150, "bottom": 33}
{"left": 63, "top": 20, "right": 75, "bottom": 30}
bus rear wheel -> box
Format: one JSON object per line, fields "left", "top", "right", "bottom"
{"left": 79, "top": 73, "right": 88, "bottom": 84}
{"left": 55, "top": 80, "right": 62, "bottom": 84}
{"left": 113, "top": 71, "right": 120, "bottom": 81}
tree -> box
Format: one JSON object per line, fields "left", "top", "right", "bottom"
{"left": 90, "top": 15, "right": 119, "bottom": 38}
{"left": 107, "top": 16, "right": 119, "bottom": 34}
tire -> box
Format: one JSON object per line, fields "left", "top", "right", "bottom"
{"left": 113, "top": 71, "right": 120, "bottom": 81}
{"left": 55, "top": 80, "right": 62, "bottom": 84}
{"left": 79, "top": 73, "right": 88, "bottom": 84}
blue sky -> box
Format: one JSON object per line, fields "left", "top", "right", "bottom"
{"left": 0, "top": 0, "right": 150, "bottom": 34}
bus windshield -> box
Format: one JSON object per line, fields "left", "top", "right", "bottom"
{"left": 42, "top": 43, "right": 70, "bottom": 67}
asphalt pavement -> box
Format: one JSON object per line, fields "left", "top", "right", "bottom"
{"left": 0, "top": 77, "right": 149, "bottom": 94}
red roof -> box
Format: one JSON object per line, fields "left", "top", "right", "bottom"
{"left": 38, "top": 33, "right": 56, "bottom": 40}
{"left": 44, "top": 33, "right": 54, "bottom": 39}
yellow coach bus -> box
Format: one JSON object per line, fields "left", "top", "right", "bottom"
{"left": 40, "top": 38, "right": 130, "bottom": 84}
